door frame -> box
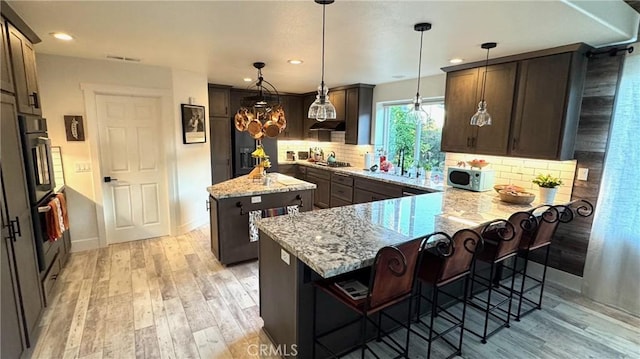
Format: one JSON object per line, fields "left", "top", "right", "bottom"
{"left": 81, "top": 83, "right": 178, "bottom": 248}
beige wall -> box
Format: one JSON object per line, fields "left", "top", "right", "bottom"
{"left": 37, "top": 54, "right": 210, "bottom": 251}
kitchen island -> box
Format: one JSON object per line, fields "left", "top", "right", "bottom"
{"left": 207, "top": 173, "right": 315, "bottom": 265}
{"left": 256, "top": 188, "right": 551, "bottom": 358}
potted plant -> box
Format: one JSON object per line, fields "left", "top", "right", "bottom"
{"left": 423, "top": 163, "right": 433, "bottom": 181}
{"left": 532, "top": 173, "right": 563, "bottom": 204}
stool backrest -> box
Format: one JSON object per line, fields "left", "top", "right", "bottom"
{"left": 482, "top": 211, "right": 536, "bottom": 261}
{"left": 367, "top": 237, "right": 423, "bottom": 310}
{"left": 523, "top": 206, "right": 564, "bottom": 250}
{"left": 436, "top": 229, "right": 483, "bottom": 282}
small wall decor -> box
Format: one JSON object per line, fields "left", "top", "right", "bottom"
{"left": 64, "top": 115, "right": 85, "bottom": 141}
{"left": 181, "top": 104, "right": 206, "bottom": 144}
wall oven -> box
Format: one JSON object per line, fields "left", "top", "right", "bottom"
{"left": 18, "top": 115, "right": 55, "bottom": 205}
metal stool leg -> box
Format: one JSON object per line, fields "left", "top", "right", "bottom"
{"left": 481, "top": 262, "right": 495, "bottom": 344}
{"left": 312, "top": 286, "right": 317, "bottom": 359}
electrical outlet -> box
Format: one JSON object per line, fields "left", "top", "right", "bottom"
{"left": 577, "top": 167, "right": 589, "bottom": 181}
{"left": 280, "top": 249, "right": 290, "bottom": 265}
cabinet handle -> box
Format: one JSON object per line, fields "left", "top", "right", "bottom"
{"left": 295, "top": 194, "right": 304, "bottom": 208}
{"left": 466, "top": 137, "right": 471, "bottom": 147}
{"left": 10, "top": 217, "right": 21, "bottom": 239}
{"left": 29, "top": 92, "right": 39, "bottom": 108}
{"left": 206, "top": 200, "right": 210, "bottom": 211}
{"left": 236, "top": 201, "right": 246, "bottom": 215}
{"left": 512, "top": 138, "right": 518, "bottom": 150}
{"left": 472, "top": 137, "right": 477, "bottom": 148}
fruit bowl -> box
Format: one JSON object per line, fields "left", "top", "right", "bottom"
{"left": 467, "top": 160, "right": 490, "bottom": 169}
{"left": 494, "top": 184, "right": 525, "bottom": 193}
{"left": 498, "top": 190, "right": 535, "bottom": 205}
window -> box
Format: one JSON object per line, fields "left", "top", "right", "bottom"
{"left": 381, "top": 99, "right": 446, "bottom": 175}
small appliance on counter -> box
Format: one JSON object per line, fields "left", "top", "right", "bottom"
{"left": 286, "top": 151, "right": 296, "bottom": 161}
{"left": 297, "top": 151, "right": 309, "bottom": 160}
{"left": 447, "top": 167, "right": 495, "bottom": 192}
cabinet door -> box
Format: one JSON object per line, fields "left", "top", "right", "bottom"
{"left": 1, "top": 94, "right": 43, "bottom": 344}
{"left": 474, "top": 63, "right": 517, "bottom": 155}
{"left": 511, "top": 53, "right": 571, "bottom": 159}
{"left": 1, "top": 19, "right": 15, "bottom": 94}
{"left": 210, "top": 116, "right": 232, "bottom": 184}
{"left": 344, "top": 87, "right": 359, "bottom": 145}
{"left": 307, "top": 175, "right": 330, "bottom": 208}
{"left": 441, "top": 68, "right": 479, "bottom": 153}
{"left": 281, "top": 95, "right": 303, "bottom": 140}
{"left": 302, "top": 94, "right": 330, "bottom": 142}
{"left": 208, "top": 86, "right": 230, "bottom": 117}
{"left": 329, "top": 89, "right": 346, "bottom": 122}
{"left": 7, "top": 24, "right": 40, "bottom": 115}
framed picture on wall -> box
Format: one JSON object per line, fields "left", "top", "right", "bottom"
{"left": 181, "top": 104, "right": 206, "bottom": 144}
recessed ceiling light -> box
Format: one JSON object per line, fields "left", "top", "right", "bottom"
{"left": 449, "top": 58, "right": 464, "bottom": 64}
{"left": 243, "top": 78, "right": 252, "bottom": 82}
{"left": 288, "top": 59, "right": 303, "bottom": 65}
{"left": 50, "top": 32, "right": 74, "bottom": 41}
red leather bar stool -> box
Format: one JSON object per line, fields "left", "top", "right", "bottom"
{"left": 465, "top": 212, "right": 536, "bottom": 343}
{"left": 512, "top": 200, "right": 594, "bottom": 321}
{"left": 411, "top": 229, "right": 483, "bottom": 359}
{"left": 311, "top": 236, "right": 424, "bottom": 358}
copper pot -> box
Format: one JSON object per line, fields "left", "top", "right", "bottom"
{"left": 270, "top": 107, "right": 286, "bottom": 131}
{"left": 263, "top": 120, "right": 280, "bottom": 138}
{"left": 247, "top": 118, "right": 263, "bottom": 139}
{"left": 234, "top": 108, "right": 255, "bottom": 132}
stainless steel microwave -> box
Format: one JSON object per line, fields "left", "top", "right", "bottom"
{"left": 447, "top": 167, "right": 495, "bottom": 192}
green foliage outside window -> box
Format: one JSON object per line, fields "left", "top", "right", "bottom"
{"left": 385, "top": 104, "right": 445, "bottom": 173}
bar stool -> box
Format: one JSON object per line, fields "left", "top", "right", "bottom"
{"left": 512, "top": 200, "right": 594, "bottom": 320}
{"left": 465, "top": 212, "right": 536, "bottom": 343}
{"left": 311, "top": 236, "right": 424, "bottom": 358}
{"left": 412, "top": 229, "right": 483, "bottom": 359}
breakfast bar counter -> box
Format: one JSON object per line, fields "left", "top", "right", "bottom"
{"left": 256, "top": 188, "right": 552, "bottom": 357}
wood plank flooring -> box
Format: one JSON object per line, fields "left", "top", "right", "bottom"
{"left": 31, "top": 226, "right": 639, "bottom": 358}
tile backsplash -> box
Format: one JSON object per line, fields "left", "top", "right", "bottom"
{"left": 277, "top": 132, "right": 374, "bottom": 169}
{"left": 445, "top": 153, "right": 577, "bottom": 202}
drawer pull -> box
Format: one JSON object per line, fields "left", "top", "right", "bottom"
{"left": 295, "top": 195, "right": 304, "bottom": 208}
{"left": 236, "top": 202, "right": 246, "bottom": 215}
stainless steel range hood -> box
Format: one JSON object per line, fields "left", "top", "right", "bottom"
{"left": 309, "top": 121, "right": 345, "bottom": 131}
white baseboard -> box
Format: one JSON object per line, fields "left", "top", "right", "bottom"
{"left": 526, "top": 261, "right": 583, "bottom": 293}
{"left": 177, "top": 215, "right": 208, "bottom": 235}
{"left": 71, "top": 237, "right": 100, "bottom": 253}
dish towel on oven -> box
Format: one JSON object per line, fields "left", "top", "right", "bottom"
{"left": 46, "top": 193, "right": 69, "bottom": 242}
{"left": 248, "top": 205, "right": 299, "bottom": 242}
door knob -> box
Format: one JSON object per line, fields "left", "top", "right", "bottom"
{"left": 103, "top": 176, "right": 118, "bottom": 183}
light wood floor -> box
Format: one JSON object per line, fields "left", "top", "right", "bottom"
{"left": 31, "top": 226, "right": 639, "bottom": 359}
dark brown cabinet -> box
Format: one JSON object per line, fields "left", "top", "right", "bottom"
{"left": 210, "top": 117, "right": 232, "bottom": 184}
{"left": 7, "top": 23, "right": 41, "bottom": 115}
{"left": 305, "top": 167, "right": 331, "bottom": 208}
{"left": 441, "top": 44, "right": 587, "bottom": 160}
{"left": 328, "top": 89, "right": 346, "bottom": 122}
{"left": 353, "top": 177, "right": 403, "bottom": 204}
{"left": 510, "top": 53, "right": 583, "bottom": 160}
{"left": 208, "top": 85, "right": 231, "bottom": 117}
{"left": 280, "top": 95, "right": 304, "bottom": 140}
{"left": 1, "top": 19, "right": 14, "bottom": 93}
{"left": 302, "top": 94, "right": 331, "bottom": 142}
{"left": 330, "top": 173, "right": 354, "bottom": 207}
{"left": 344, "top": 85, "right": 374, "bottom": 145}
{"left": 1, "top": 93, "right": 44, "bottom": 354}
{"left": 441, "top": 63, "right": 517, "bottom": 156}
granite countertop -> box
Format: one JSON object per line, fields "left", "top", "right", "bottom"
{"left": 207, "top": 173, "right": 316, "bottom": 199}
{"left": 257, "top": 187, "right": 553, "bottom": 278}
{"left": 280, "top": 160, "right": 445, "bottom": 192}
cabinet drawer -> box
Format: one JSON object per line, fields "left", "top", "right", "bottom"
{"left": 42, "top": 253, "right": 60, "bottom": 306}
{"left": 354, "top": 177, "right": 403, "bottom": 198}
{"left": 330, "top": 196, "right": 352, "bottom": 208}
{"left": 331, "top": 183, "right": 353, "bottom": 202}
{"left": 331, "top": 172, "right": 353, "bottom": 186}
{"left": 306, "top": 167, "right": 331, "bottom": 180}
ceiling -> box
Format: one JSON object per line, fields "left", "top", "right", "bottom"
{"left": 7, "top": 0, "right": 640, "bottom": 94}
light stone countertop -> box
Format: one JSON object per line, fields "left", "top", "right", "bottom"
{"left": 279, "top": 160, "right": 445, "bottom": 192}
{"left": 257, "top": 187, "right": 554, "bottom": 278}
{"left": 207, "top": 173, "right": 316, "bottom": 199}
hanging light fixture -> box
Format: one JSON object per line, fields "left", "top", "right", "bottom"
{"left": 234, "top": 62, "right": 286, "bottom": 139}
{"left": 308, "top": 0, "right": 336, "bottom": 122}
{"left": 407, "top": 23, "right": 432, "bottom": 125}
{"left": 470, "top": 42, "right": 497, "bottom": 127}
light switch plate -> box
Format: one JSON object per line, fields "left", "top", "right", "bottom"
{"left": 280, "top": 249, "right": 290, "bottom": 265}
{"left": 577, "top": 167, "right": 589, "bottom": 181}
{"left": 75, "top": 162, "right": 92, "bottom": 172}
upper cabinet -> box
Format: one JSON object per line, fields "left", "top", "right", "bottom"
{"left": 208, "top": 85, "right": 231, "bottom": 117}
{"left": 1, "top": 19, "right": 14, "bottom": 94}
{"left": 328, "top": 89, "right": 346, "bottom": 122}
{"left": 279, "top": 95, "right": 304, "bottom": 140}
{"left": 7, "top": 22, "right": 41, "bottom": 115}
{"left": 344, "top": 85, "right": 374, "bottom": 145}
{"left": 441, "top": 44, "right": 588, "bottom": 160}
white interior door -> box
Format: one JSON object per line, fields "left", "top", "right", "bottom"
{"left": 96, "top": 94, "right": 170, "bottom": 244}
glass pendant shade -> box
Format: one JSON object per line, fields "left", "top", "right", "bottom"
{"left": 470, "top": 100, "right": 492, "bottom": 127}
{"left": 308, "top": 85, "right": 336, "bottom": 122}
{"left": 407, "top": 97, "right": 428, "bottom": 125}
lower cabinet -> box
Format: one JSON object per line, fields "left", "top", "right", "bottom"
{"left": 353, "top": 177, "right": 403, "bottom": 204}
{"left": 305, "top": 167, "right": 331, "bottom": 208}
{"left": 330, "top": 173, "right": 354, "bottom": 207}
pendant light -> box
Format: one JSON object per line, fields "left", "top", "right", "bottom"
{"left": 407, "top": 22, "right": 432, "bottom": 125}
{"left": 308, "top": 0, "right": 336, "bottom": 122}
{"left": 470, "top": 42, "right": 497, "bottom": 127}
